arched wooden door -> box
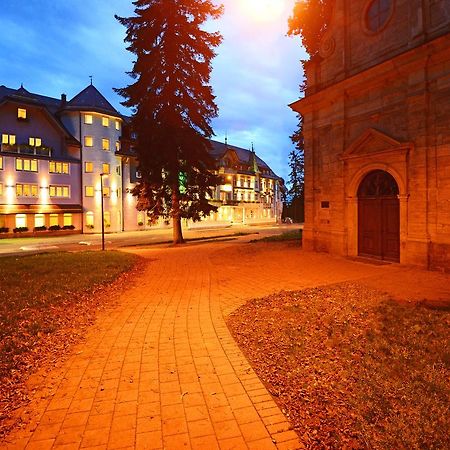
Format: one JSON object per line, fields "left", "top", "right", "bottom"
{"left": 358, "top": 170, "right": 400, "bottom": 262}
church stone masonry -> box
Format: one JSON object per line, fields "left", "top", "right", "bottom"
{"left": 290, "top": 0, "right": 450, "bottom": 270}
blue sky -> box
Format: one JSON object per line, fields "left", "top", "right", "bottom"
{"left": 0, "top": 0, "right": 306, "bottom": 180}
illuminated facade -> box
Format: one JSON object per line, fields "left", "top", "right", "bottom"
{"left": 0, "top": 83, "right": 282, "bottom": 235}
{"left": 290, "top": 0, "right": 450, "bottom": 269}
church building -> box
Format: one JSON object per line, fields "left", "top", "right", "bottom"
{"left": 290, "top": 0, "right": 450, "bottom": 270}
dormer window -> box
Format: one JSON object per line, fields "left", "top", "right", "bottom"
{"left": 102, "top": 117, "right": 109, "bottom": 127}
{"left": 18, "top": 108, "right": 27, "bottom": 120}
{"left": 84, "top": 114, "right": 93, "bottom": 124}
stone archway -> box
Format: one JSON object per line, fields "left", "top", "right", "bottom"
{"left": 357, "top": 170, "right": 400, "bottom": 261}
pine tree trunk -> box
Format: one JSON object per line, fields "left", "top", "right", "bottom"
{"left": 172, "top": 186, "right": 184, "bottom": 244}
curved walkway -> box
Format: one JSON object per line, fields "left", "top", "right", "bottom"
{"left": 4, "top": 238, "right": 450, "bottom": 450}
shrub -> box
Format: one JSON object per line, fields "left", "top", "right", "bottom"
{"left": 62, "top": 225, "right": 75, "bottom": 230}
{"left": 48, "top": 225, "right": 61, "bottom": 231}
{"left": 34, "top": 226, "right": 47, "bottom": 232}
{"left": 0, "top": 227, "right": 9, "bottom": 233}
{"left": 86, "top": 224, "right": 94, "bottom": 229}
{"left": 13, "top": 227, "right": 29, "bottom": 233}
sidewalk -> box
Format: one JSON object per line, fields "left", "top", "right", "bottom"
{"left": 3, "top": 237, "right": 449, "bottom": 449}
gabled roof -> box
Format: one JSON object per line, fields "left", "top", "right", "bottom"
{"left": 65, "top": 84, "right": 120, "bottom": 117}
{"left": 0, "top": 84, "right": 62, "bottom": 113}
{"left": 210, "top": 140, "right": 269, "bottom": 169}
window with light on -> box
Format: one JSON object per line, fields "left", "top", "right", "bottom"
{"left": 18, "top": 108, "right": 27, "bottom": 119}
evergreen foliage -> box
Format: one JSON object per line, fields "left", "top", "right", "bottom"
{"left": 115, "top": 0, "right": 223, "bottom": 243}
{"left": 288, "top": 0, "right": 333, "bottom": 57}
{"left": 288, "top": 115, "right": 305, "bottom": 201}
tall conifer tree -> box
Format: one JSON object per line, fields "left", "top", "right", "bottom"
{"left": 115, "top": 0, "right": 223, "bottom": 243}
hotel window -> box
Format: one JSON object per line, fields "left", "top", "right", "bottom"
{"left": 63, "top": 213, "right": 72, "bottom": 226}
{"left": 49, "top": 185, "right": 70, "bottom": 198}
{"left": 2, "top": 134, "right": 16, "bottom": 145}
{"left": 16, "top": 158, "right": 38, "bottom": 172}
{"left": 103, "top": 211, "right": 111, "bottom": 227}
{"left": 102, "top": 163, "right": 110, "bottom": 174}
{"left": 49, "top": 214, "right": 59, "bottom": 227}
{"left": 18, "top": 108, "right": 27, "bottom": 119}
{"left": 84, "top": 114, "right": 93, "bottom": 124}
{"left": 86, "top": 211, "right": 94, "bottom": 227}
{"left": 102, "top": 117, "right": 109, "bottom": 127}
{"left": 115, "top": 165, "right": 121, "bottom": 176}
{"left": 103, "top": 186, "right": 110, "bottom": 197}
{"left": 0, "top": 184, "right": 3, "bottom": 196}
{"left": 85, "top": 186, "right": 94, "bottom": 197}
{"left": 85, "top": 161, "right": 94, "bottom": 173}
{"left": 0, "top": 156, "right": 3, "bottom": 169}
{"left": 115, "top": 120, "right": 120, "bottom": 131}
{"left": 115, "top": 141, "right": 120, "bottom": 152}
{"left": 29, "top": 137, "right": 42, "bottom": 147}
{"left": 15, "top": 214, "right": 27, "bottom": 228}
{"left": 102, "top": 138, "right": 110, "bottom": 151}
{"left": 34, "top": 214, "right": 45, "bottom": 228}
{"left": 49, "top": 161, "right": 69, "bottom": 174}
{"left": 16, "top": 184, "right": 38, "bottom": 197}
{"left": 84, "top": 136, "right": 93, "bottom": 147}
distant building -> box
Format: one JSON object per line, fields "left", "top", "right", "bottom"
{"left": 290, "top": 0, "right": 450, "bottom": 270}
{"left": 0, "top": 83, "right": 282, "bottom": 234}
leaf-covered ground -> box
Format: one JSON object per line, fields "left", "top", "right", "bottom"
{"left": 0, "top": 251, "right": 141, "bottom": 437}
{"left": 227, "top": 283, "right": 450, "bottom": 449}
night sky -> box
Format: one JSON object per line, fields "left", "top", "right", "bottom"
{"left": 0, "top": 0, "right": 306, "bottom": 180}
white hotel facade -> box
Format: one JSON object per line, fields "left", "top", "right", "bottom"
{"left": 0, "top": 83, "right": 283, "bottom": 236}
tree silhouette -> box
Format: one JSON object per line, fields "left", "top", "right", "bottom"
{"left": 115, "top": 0, "right": 223, "bottom": 243}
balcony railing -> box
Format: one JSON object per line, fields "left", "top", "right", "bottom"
{"left": 1, "top": 143, "right": 52, "bottom": 157}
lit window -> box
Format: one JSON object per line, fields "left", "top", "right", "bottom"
{"left": 49, "top": 161, "right": 70, "bottom": 174}
{"left": 15, "top": 214, "right": 27, "bottom": 228}
{"left": 16, "top": 158, "right": 38, "bottom": 172}
{"left": 84, "top": 114, "right": 93, "bottom": 124}
{"left": 16, "top": 184, "right": 38, "bottom": 197}
{"left": 103, "top": 187, "right": 110, "bottom": 197}
{"left": 115, "top": 120, "right": 120, "bottom": 131}
{"left": 29, "top": 137, "right": 42, "bottom": 147}
{"left": 85, "top": 186, "right": 94, "bottom": 197}
{"left": 102, "top": 138, "right": 110, "bottom": 151}
{"left": 85, "top": 162, "right": 93, "bottom": 173}
{"left": 103, "top": 211, "right": 111, "bottom": 227}
{"left": 49, "top": 185, "right": 70, "bottom": 198}
{"left": 0, "top": 157, "right": 3, "bottom": 170}
{"left": 34, "top": 214, "right": 45, "bottom": 228}
{"left": 2, "top": 134, "right": 16, "bottom": 145}
{"left": 115, "top": 141, "right": 120, "bottom": 152}
{"left": 0, "top": 184, "right": 3, "bottom": 196}
{"left": 102, "top": 117, "right": 109, "bottom": 127}
{"left": 84, "top": 136, "right": 93, "bottom": 147}
{"left": 49, "top": 214, "right": 59, "bottom": 227}
{"left": 86, "top": 211, "right": 94, "bottom": 226}
{"left": 18, "top": 108, "right": 27, "bottom": 119}
{"left": 102, "top": 163, "right": 110, "bottom": 174}
{"left": 63, "top": 213, "right": 72, "bottom": 226}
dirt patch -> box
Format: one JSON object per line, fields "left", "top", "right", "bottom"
{"left": 227, "top": 282, "right": 450, "bottom": 449}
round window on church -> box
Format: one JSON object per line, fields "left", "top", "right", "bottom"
{"left": 365, "top": 0, "right": 393, "bottom": 33}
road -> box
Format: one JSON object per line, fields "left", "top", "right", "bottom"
{"left": 0, "top": 223, "right": 300, "bottom": 256}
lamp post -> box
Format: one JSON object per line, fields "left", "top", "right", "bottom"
{"left": 100, "top": 173, "right": 107, "bottom": 251}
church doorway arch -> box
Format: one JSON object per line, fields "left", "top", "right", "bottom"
{"left": 358, "top": 170, "right": 400, "bottom": 261}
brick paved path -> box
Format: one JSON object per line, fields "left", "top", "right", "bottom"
{"left": 4, "top": 238, "right": 450, "bottom": 450}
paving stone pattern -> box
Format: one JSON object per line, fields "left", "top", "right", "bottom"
{"left": 4, "top": 238, "right": 450, "bottom": 449}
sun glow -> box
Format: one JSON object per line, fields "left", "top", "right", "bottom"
{"left": 240, "top": 0, "right": 286, "bottom": 22}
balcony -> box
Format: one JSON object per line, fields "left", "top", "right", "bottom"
{"left": 1, "top": 143, "right": 52, "bottom": 157}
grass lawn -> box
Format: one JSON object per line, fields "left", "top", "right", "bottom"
{"left": 228, "top": 282, "right": 450, "bottom": 449}
{"left": 0, "top": 251, "right": 138, "bottom": 434}
{"left": 250, "top": 228, "right": 302, "bottom": 243}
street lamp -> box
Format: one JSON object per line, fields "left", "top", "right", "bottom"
{"left": 100, "top": 173, "right": 108, "bottom": 251}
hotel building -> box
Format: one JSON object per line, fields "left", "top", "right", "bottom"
{"left": 0, "top": 83, "right": 283, "bottom": 235}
